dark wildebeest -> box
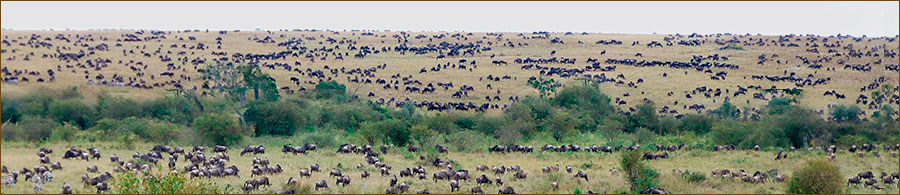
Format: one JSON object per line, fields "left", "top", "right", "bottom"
{"left": 315, "top": 180, "right": 328, "bottom": 191}
{"left": 471, "top": 186, "right": 484, "bottom": 194}
{"left": 450, "top": 180, "right": 460, "bottom": 192}
{"left": 499, "top": 186, "right": 516, "bottom": 194}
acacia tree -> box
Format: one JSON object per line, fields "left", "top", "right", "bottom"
{"left": 528, "top": 77, "right": 561, "bottom": 98}
{"left": 198, "top": 62, "right": 279, "bottom": 125}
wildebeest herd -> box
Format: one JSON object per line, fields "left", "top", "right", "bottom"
{"left": 1, "top": 141, "right": 898, "bottom": 194}
{"left": 1, "top": 30, "right": 897, "bottom": 118}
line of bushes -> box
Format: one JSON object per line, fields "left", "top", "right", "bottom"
{"left": 2, "top": 80, "right": 897, "bottom": 151}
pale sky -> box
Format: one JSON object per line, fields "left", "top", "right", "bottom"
{"left": 2, "top": 1, "right": 898, "bottom": 37}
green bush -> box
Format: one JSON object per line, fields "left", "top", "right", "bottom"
{"left": 678, "top": 114, "right": 715, "bottom": 135}
{"left": 787, "top": 159, "right": 843, "bottom": 194}
{"left": 91, "top": 117, "right": 182, "bottom": 144}
{"left": 320, "top": 101, "right": 383, "bottom": 131}
{"left": 1, "top": 123, "right": 25, "bottom": 141}
{"left": 447, "top": 130, "right": 491, "bottom": 152}
{"left": 382, "top": 119, "right": 411, "bottom": 146}
{"left": 1, "top": 96, "right": 21, "bottom": 123}
{"left": 144, "top": 96, "right": 201, "bottom": 125}
{"left": 767, "top": 97, "right": 792, "bottom": 115}
{"left": 549, "top": 111, "right": 577, "bottom": 141}
{"left": 777, "top": 107, "right": 825, "bottom": 147}
{"left": 50, "top": 123, "right": 81, "bottom": 142}
{"left": 357, "top": 119, "right": 410, "bottom": 146}
{"left": 96, "top": 94, "right": 143, "bottom": 119}
{"left": 629, "top": 100, "right": 659, "bottom": 132}
{"left": 245, "top": 101, "right": 301, "bottom": 136}
{"left": 315, "top": 81, "right": 347, "bottom": 99}
{"left": 301, "top": 130, "right": 337, "bottom": 149}
{"left": 428, "top": 114, "right": 458, "bottom": 134}
{"left": 48, "top": 99, "right": 97, "bottom": 128}
{"left": 553, "top": 82, "right": 614, "bottom": 117}
{"left": 409, "top": 124, "right": 437, "bottom": 145}
{"left": 16, "top": 116, "right": 58, "bottom": 142}
{"left": 633, "top": 128, "right": 658, "bottom": 146}
{"left": 17, "top": 87, "right": 81, "bottom": 117}
{"left": 496, "top": 121, "right": 525, "bottom": 145}
{"left": 682, "top": 170, "right": 706, "bottom": 183}
{"left": 714, "top": 101, "right": 741, "bottom": 120}
{"left": 472, "top": 116, "right": 503, "bottom": 136}
{"left": 597, "top": 117, "right": 626, "bottom": 138}
{"left": 113, "top": 171, "right": 226, "bottom": 194}
{"left": 829, "top": 105, "right": 861, "bottom": 122}
{"left": 192, "top": 113, "right": 243, "bottom": 146}
{"left": 620, "top": 151, "right": 659, "bottom": 193}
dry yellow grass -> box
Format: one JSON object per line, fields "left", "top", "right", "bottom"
{"left": 0, "top": 30, "right": 896, "bottom": 115}
{"left": 0, "top": 142, "right": 897, "bottom": 194}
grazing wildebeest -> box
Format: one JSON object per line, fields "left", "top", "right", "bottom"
{"left": 329, "top": 169, "right": 342, "bottom": 177}
{"left": 315, "top": 180, "right": 328, "bottom": 191}
{"left": 385, "top": 187, "right": 398, "bottom": 194}
{"left": 499, "top": 186, "right": 516, "bottom": 194}
{"left": 213, "top": 145, "right": 228, "bottom": 153}
{"left": 574, "top": 170, "right": 589, "bottom": 181}
{"left": 471, "top": 186, "right": 484, "bottom": 194}
{"left": 61, "top": 183, "right": 72, "bottom": 194}
{"left": 310, "top": 164, "right": 320, "bottom": 172}
{"left": 450, "top": 179, "right": 460, "bottom": 192}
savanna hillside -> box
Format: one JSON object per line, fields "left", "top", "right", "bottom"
{"left": 0, "top": 29, "right": 898, "bottom": 194}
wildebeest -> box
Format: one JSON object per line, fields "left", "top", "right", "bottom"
{"left": 240, "top": 145, "right": 265, "bottom": 156}
{"left": 499, "top": 186, "right": 516, "bottom": 194}
{"left": 315, "top": 180, "right": 328, "bottom": 191}
{"left": 471, "top": 186, "right": 484, "bottom": 194}
{"left": 574, "top": 170, "right": 589, "bottom": 181}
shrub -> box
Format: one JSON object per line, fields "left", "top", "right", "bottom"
{"left": 496, "top": 121, "right": 525, "bottom": 145}
{"left": 301, "top": 130, "right": 337, "bottom": 149}
{"left": 17, "top": 87, "right": 81, "bottom": 117}
{"left": 315, "top": 81, "right": 346, "bottom": 99}
{"left": 767, "top": 97, "right": 792, "bottom": 115}
{"left": 320, "top": 101, "right": 383, "bottom": 131}
{"left": 473, "top": 116, "right": 504, "bottom": 136}
{"left": 597, "top": 117, "right": 625, "bottom": 138}
{"left": 48, "top": 99, "right": 97, "bottom": 128}
{"left": 777, "top": 107, "right": 825, "bottom": 147}
{"left": 787, "top": 159, "right": 843, "bottom": 194}
{"left": 96, "top": 94, "right": 143, "bottom": 119}
{"left": 192, "top": 113, "right": 243, "bottom": 146}
{"left": 1, "top": 124, "right": 25, "bottom": 141}
{"left": 144, "top": 96, "right": 201, "bottom": 125}
{"left": 381, "top": 119, "right": 411, "bottom": 146}
{"left": 678, "top": 114, "right": 714, "bottom": 135}
{"left": 245, "top": 101, "right": 301, "bottom": 136}
{"left": 620, "top": 151, "right": 659, "bottom": 193}
{"left": 553, "top": 82, "right": 614, "bottom": 117}
{"left": 91, "top": 117, "right": 182, "bottom": 144}
{"left": 549, "top": 111, "right": 577, "bottom": 141}
{"left": 17, "top": 116, "right": 58, "bottom": 142}
{"left": 409, "top": 124, "right": 436, "bottom": 145}
{"left": 428, "top": 114, "right": 458, "bottom": 134}
{"left": 50, "top": 123, "right": 81, "bottom": 142}
{"left": 357, "top": 121, "right": 385, "bottom": 145}
{"left": 113, "top": 171, "right": 225, "bottom": 194}
{"left": 1, "top": 96, "right": 21, "bottom": 123}
{"left": 633, "top": 128, "right": 658, "bottom": 146}
{"left": 447, "top": 130, "right": 490, "bottom": 152}
{"left": 714, "top": 101, "right": 740, "bottom": 120}
{"left": 629, "top": 100, "right": 659, "bottom": 131}
{"left": 682, "top": 170, "right": 706, "bottom": 183}
{"left": 829, "top": 105, "right": 861, "bottom": 122}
